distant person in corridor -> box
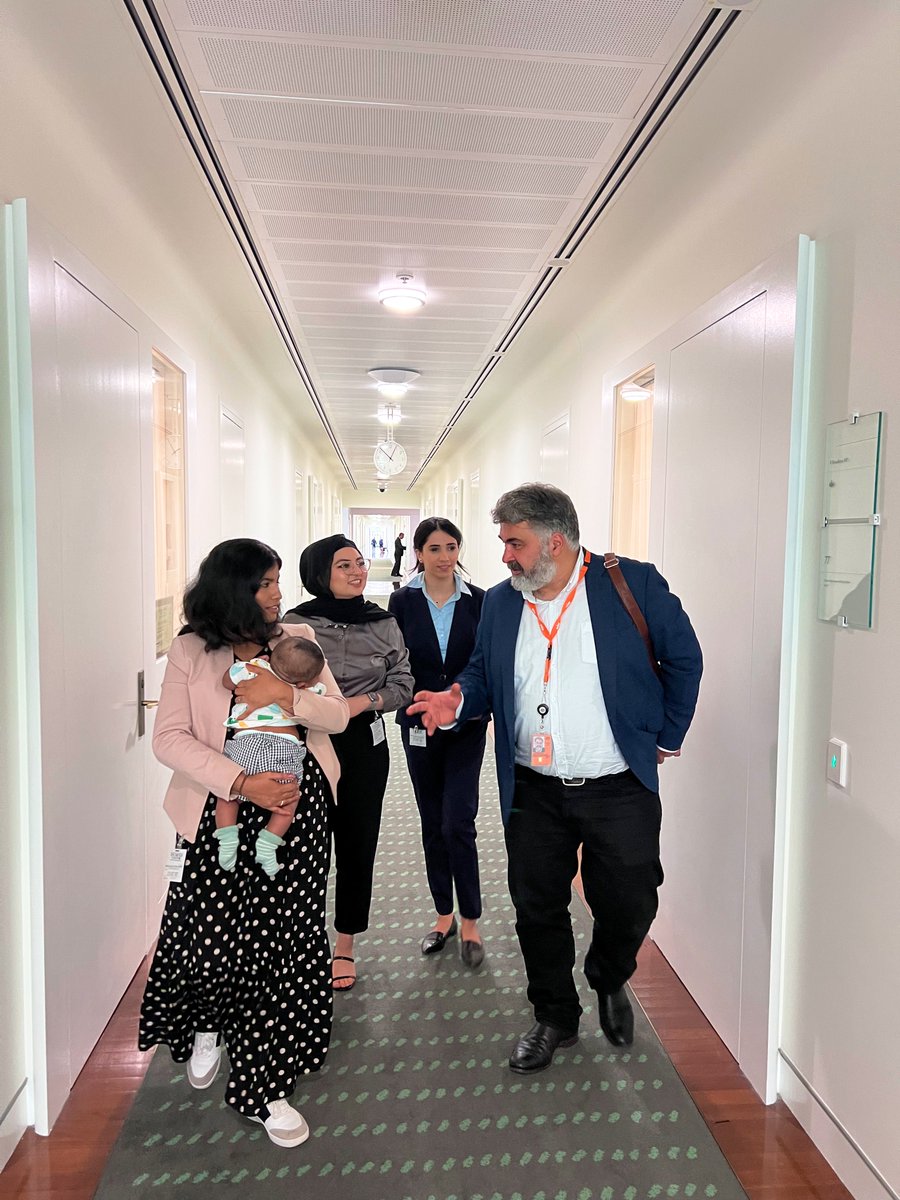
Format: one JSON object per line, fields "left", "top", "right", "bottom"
{"left": 392, "top": 531, "right": 406, "bottom": 576}
{"left": 408, "top": 484, "right": 702, "bottom": 1074}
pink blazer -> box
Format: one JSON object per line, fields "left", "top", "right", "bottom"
{"left": 153, "top": 624, "right": 349, "bottom": 842}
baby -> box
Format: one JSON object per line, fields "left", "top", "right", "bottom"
{"left": 215, "top": 636, "right": 326, "bottom": 878}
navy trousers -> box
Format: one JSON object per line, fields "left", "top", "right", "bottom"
{"left": 505, "top": 765, "right": 663, "bottom": 1034}
{"left": 401, "top": 719, "right": 487, "bottom": 919}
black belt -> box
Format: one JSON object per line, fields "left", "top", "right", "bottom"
{"left": 515, "top": 764, "right": 629, "bottom": 788}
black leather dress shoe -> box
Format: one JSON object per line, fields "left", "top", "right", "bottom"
{"left": 508, "top": 1022, "right": 578, "bottom": 1074}
{"left": 421, "top": 917, "right": 457, "bottom": 955}
{"left": 460, "top": 939, "right": 485, "bottom": 969}
{"left": 598, "top": 987, "right": 634, "bottom": 1046}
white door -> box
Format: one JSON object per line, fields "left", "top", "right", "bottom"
{"left": 607, "top": 240, "right": 813, "bottom": 1101}
{"left": 35, "top": 265, "right": 147, "bottom": 1125}
{"left": 653, "top": 294, "right": 768, "bottom": 1059}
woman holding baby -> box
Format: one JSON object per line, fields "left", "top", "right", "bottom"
{"left": 139, "top": 538, "right": 349, "bottom": 1149}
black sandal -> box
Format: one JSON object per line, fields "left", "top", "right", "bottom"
{"left": 331, "top": 954, "right": 357, "bottom": 992}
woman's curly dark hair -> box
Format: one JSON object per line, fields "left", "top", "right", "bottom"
{"left": 181, "top": 538, "right": 282, "bottom": 650}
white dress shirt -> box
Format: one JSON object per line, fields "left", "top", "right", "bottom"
{"left": 514, "top": 551, "right": 628, "bottom": 779}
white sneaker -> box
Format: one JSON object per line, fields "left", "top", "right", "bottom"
{"left": 250, "top": 1099, "right": 310, "bottom": 1148}
{"left": 187, "top": 1031, "right": 222, "bottom": 1089}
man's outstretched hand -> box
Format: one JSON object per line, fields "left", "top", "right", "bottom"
{"left": 406, "top": 682, "right": 463, "bottom": 734}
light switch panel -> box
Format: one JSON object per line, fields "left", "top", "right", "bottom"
{"left": 827, "top": 738, "right": 848, "bottom": 787}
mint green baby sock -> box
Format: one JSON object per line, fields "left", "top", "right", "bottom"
{"left": 213, "top": 824, "right": 240, "bottom": 871}
{"left": 255, "top": 829, "right": 285, "bottom": 878}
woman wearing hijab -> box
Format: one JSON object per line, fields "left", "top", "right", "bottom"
{"left": 284, "top": 535, "right": 413, "bottom": 991}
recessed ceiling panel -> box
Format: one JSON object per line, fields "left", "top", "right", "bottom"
{"left": 225, "top": 144, "right": 594, "bottom": 195}
{"left": 250, "top": 185, "right": 572, "bottom": 228}
{"left": 191, "top": 37, "right": 651, "bottom": 117}
{"left": 175, "top": 0, "right": 692, "bottom": 60}
{"left": 211, "top": 95, "right": 620, "bottom": 161}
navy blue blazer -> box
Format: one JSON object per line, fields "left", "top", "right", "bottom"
{"left": 455, "top": 553, "right": 702, "bottom": 824}
{"left": 388, "top": 579, "right": 486, "bottom": 729}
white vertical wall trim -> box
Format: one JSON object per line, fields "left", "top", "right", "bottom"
{"left": 5, "top": 200, "right": 47, "bottom": 1134}
{"left": 769, "top": 236, "right": 815, "bottom": 1100}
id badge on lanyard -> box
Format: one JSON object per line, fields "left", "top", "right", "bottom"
{"left": 525, "top": 553, "right": 590, "bottom": 770}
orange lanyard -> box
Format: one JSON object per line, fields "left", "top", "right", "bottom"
{"left": 524, "top": 551, "right": 591, "bottom": 688}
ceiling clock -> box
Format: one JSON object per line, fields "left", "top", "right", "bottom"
{"left": 373, "top": 439, "right": 408, "bottom": 476}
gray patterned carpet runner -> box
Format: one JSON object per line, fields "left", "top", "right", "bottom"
{"left": 94, "top": 722, "right": 746, "bottom": 1200}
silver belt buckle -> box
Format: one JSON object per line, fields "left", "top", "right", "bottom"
{"left": 560, "top": 776, "right": 586, "bottom": 787}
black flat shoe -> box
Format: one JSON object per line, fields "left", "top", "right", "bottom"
{"left": 598, "top": 986, "right": 634, "bottom": 1046}
{"left": 460, "top": 939, "right": 485, "bottom": 969}
{"left": 508, "top": 1022, "right": 578, "bottom": 1074}
{"left": 420, "top": 917, "right": 457, "bottom": 955}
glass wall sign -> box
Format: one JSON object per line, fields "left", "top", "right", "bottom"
{"left": 818, "top": 411, "right": 883, "bottom": 628}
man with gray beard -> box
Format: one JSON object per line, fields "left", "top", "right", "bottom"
{"left": 408, "top": 483, "right": 702, "bottom": 1074}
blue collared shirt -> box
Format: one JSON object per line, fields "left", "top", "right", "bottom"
{"left": 407, "top": 571, "right": 472, "bottom": 662}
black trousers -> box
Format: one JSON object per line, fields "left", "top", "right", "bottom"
{"left": 392, "top": 554, "right": 403, "bottom": 574}
{"left": 401, "top": 720, "right": 487, "bottom": 919}
{"left": 505, "top": 765, "right": 663, "bottom": 1035}
{"left": 329, "top": 711, "right": 391, "bottom": 934}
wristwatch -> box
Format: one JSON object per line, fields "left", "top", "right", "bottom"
{"left": 366, "top": 691, "right": 380, "bottom": 712}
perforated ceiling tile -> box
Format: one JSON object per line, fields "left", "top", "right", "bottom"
{"left": 231, "top": 146, "right": 589, "bottom": 197}
{"left": 286, "top": 284, "right": 523, "bottom": 310}
{"left": 262, "top": 214, "right": 554, "bottom": 252}
{"left": 269, "top": 242, "right": 544, "bottom": 273}
{"left": 298, "top": 314, "right": 502, "bottom": 333}
{"left": 250, "top": 184, "right": 571, "bottom": 229}
{"left": 292, "top": 302, "right": 511, "bottom": 323}
{"left": 198, "top": 39, "right": 645, "bottom": 117}
{"left": 279, "top": 264, "right": 527, "bottom": 294}
{"left": 180, "top": 0, "right": 691, "bottom": 59}
{"left": 282, "top": 273, "right": 524, "bottom": 304}
{"left": 216, "top": 95, "right": 616, "bottom": 162}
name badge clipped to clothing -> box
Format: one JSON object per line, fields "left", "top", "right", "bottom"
{"left": 371, "top": 715, "right": 386, "bottom": 746}
{"left": 530, "top": 731, "right": 553, "bottom": 768}
{"left": 409, "top": 726, "right": 428, "bottom": 748}
{"left": 164, "top": 842, "right": 187, "bottom": 884}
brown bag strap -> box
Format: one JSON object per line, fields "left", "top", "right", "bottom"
{"left": 602, "top": 553, "right": 662, "bottom": 680}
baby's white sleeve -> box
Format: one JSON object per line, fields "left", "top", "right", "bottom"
{"left": 228, "top": 661, "right": 252, "bottom": 684}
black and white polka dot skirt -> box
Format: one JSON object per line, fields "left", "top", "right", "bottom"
{"left": 138, "top": 752, "right": 332, "bottom": 1119}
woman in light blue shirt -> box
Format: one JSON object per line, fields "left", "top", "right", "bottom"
{"left": 388, "top": 518, "right": 488, "bottom": 968}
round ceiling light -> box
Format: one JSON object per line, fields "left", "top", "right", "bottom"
{"left": 378, "top": 273, "right": 427, "bottom": 313}
{"left": 620, "top": 383, "right": 652, "bottom": 402}
{"left": 367, "top": 367, "right": 420, "bottom": 401}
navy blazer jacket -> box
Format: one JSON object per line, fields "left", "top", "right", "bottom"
{"left": 455, "top": 553, "right": 702, "bottom": 824}
{"left": 388, "top": 579, "right": 486, "bottom": 729}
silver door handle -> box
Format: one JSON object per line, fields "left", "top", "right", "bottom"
{"left": 137, "top": 670, "right": 159, "bottom": 737}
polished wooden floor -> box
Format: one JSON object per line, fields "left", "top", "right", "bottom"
{"left": 0, "top": 937, "right": 853, "bottom": 1200}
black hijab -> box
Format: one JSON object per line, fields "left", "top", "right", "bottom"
{"left": 286, "top": 534, "right": 394, "bottom": 625}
